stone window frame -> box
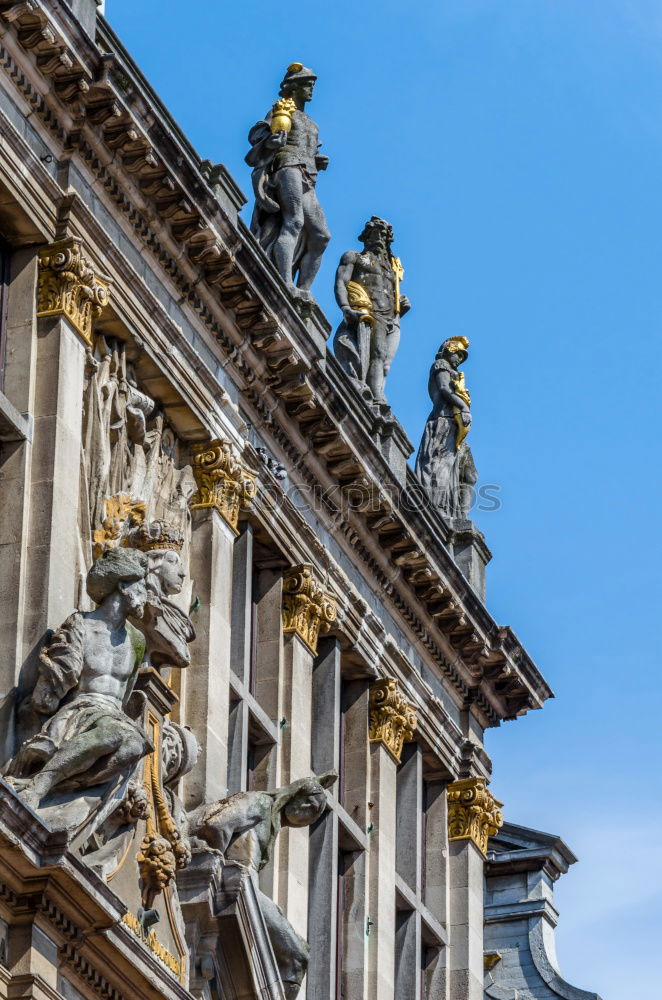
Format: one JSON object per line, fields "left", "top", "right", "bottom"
{"left": 308, "top": 640, "right": 371, "bottom": 998}
{"left": 226, "top": 522, "right": 280, "bottom": 797}
{"left": 395, "top": 744, "right": 448, "bottom": 999}
{"left": 0, "top": 235, "right": 10, "bottom": 392}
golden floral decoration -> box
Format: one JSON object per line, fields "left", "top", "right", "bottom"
{"left": 37, "top": 237, "right": 110, "bottom": 347}
{"left": 189, "top": 438, "right": 256, "bottom": 532}
{"left": 368, "top": 677, "right": 417, "bottom": 763}
{"left": 447, "top": 777, "right": 503, "bottom": 858}
{"left": 281, "top": 564, "right": 337, "bottom": 655}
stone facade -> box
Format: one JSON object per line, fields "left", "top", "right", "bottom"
{"left": 0, "top": 2, "right": 599, "bottom": 999}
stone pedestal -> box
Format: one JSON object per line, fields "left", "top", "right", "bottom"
{"left": 450, "top": 519, "right": 492, "bottom": 601}
{"left": 380, "top": 414, "right": 414, "bottom": 487}
{"left": 177, "top": 853, "right": 285, "bottom": 1000}
{"left": 63, "top": 0, "right": 100, "bottom": 36}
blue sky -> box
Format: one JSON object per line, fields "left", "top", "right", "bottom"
{"left": 105, "top": 1, "right": 662, "bottom": 993}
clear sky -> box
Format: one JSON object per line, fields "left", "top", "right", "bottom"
{"left": 105, "top": 1, "right": 662, "bottom": 993}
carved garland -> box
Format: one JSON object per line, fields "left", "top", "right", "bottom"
{"left": 447, "top": 777, "right": 503, "bottom": 857}
{"left": 368, "top": 677, "right": 418, "bottom": 763}
{"left": 37, "top": 238, "right": 110, "bottom": 347}
{"left": 136, "top": 716, "right": 190, "bottom": 910}
{"left": 281, "top": 564, "right": 337, "bottom": 655}
{"left": 189, "top": 439, "right": 256, "bottom": 533}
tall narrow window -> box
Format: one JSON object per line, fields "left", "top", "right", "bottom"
{"left": 0, "top": 237, "right": 10, "bottom": 391}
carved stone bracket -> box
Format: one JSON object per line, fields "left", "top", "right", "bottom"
{"left": 368, "top": 677, "right": 417, "bottom": 763}
{"left": 189, "top": 439, "right": 257, "bottom": 533}
{"left": 37, "top": 237, "right": 110, "bottom": 347}
{"left": 281, "top": 564, "right": 337, "bottom": 655}
{"left": 447, "top": 777, "right": 503, "bottom": 857}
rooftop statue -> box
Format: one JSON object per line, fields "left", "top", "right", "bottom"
{"left": 6, "top": 548, "right": 153, "bottom": 813}
{"left": 246, "top": 63, "right": 330, "bottom": 302}
{"left": 333, "top": 217, "right": 410, "bottom": 407}
{"left": 188, "top": 771, "right": 337, "bottom": 999}
{"left": 415, "top": 337, "right": 478, "bottom": 520}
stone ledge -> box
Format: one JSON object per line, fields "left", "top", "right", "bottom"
{"left": 0, "top": 389, "right": 31, "bottom": 442}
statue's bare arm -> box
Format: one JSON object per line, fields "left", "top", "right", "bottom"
{"left": 335, "top": 252, "right": 360, "bottom": 321}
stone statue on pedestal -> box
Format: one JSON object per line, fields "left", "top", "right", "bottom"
{"left": 246, "top": 62, "right": 330, "bottom": 301}
{"left": 333, "top": 216, "right": 410, "bottom": 406}
{"left": 188, "top": 771, "right": 337, "bottom": 998}
{"left": 6, "top": 548, "right": 153, "bottom": 813}
{"left": 415, "top": 336, "right": 478, "bottom": 519}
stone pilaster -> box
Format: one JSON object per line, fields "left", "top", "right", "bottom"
{"left": 190, "top": 438, "right": 256, "bottom": 534}
{"left": 37, "top": 237, "right": 110, "bottom": 349}
{"left": 368, "top": 677, "right": 417, "bottom": 764}
{"left": 366, "top": 730, "right": 398, "bottom": 1000}
{"left": 446, "top": 778, "right": 503, "bottom": 1000}
{"left": 19, "top": 239, "right": 111, "bottom": 740}
{"left": 183, "top": 507, "right": 236, "bottom": 809}
{"left": 281, "top": 563, "right": 336, "bottom": 655}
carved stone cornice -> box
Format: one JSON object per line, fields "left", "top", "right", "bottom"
{"left": 0, "top": 0, "right": 552, "bottom": 726}
{"left": 447, "top": 777, "right": 503, "bottom": 857}
{"left": 37, "top": 238, "right": 110, "bottom": 346}
{"left": 189, "top": 439, "right": 256, "bottom": 533}
{"left": 281, "top": 564, "right": 337, "bottom": 655}
{"left": 368, "top": 678, "right": 417, "bottom": 763}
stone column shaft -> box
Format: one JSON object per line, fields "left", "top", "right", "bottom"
{"left": 183, "top": 507, "right": 235, "bottom": 809}
{"left": 447, "top": 778, "right": 503, "bottom": 1000}
{"left": 276, "top": 632, "right": 314, "bottom": 938}
{"left": 367, "top": 742, "right": 397, "bottom": 1000}
{"left": 0, "top": 250, "right": 37, "bottom": 761}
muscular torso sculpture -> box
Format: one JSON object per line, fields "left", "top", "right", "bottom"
{"left": 333, "top": 217, "right": 410, "bottom": 405}
{"left": 7, "top": 548, "right": 152, "bottom": 810}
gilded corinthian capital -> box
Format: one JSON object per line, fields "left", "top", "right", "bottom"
{"left": 37, "top": 237, "right": 110, "bottom": 347}
{"left": 282, "top": 564, "right": 337, "bottom": 655}
{"left": 447, "top": 777, "right": 503, "bottom": 857}
{"left": 368, "top": 678, "right": 417, "bottom": 763}
{"left": 190, "top": 439, "right": 256, "bottom": 532}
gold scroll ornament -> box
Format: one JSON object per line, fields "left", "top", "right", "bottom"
{"left": 190, "top": 439, "right": 256, "bottom": 533}
{"left": 368, "top": 678, "right": 417, "bottom": 764}
{"left": 282, "top": 564, "right": 337, "bottom": 656}
{"left": 37, "top": 237, "right": 110, "bottom": 348}
{"left": 447, "top": 777, "right": 503, "bottom": 858}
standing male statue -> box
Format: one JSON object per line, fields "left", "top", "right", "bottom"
{"left": 333, "top": 217, "right": 410, "bottom": 405}
{"left": 246, "top": 63, "right": 330, "bottom": 300}
{"left": 415, "top": 336, "right": 478, "bottom": 519}
{"left": 6, "top": 548, "right": 153, "bottom": 811}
